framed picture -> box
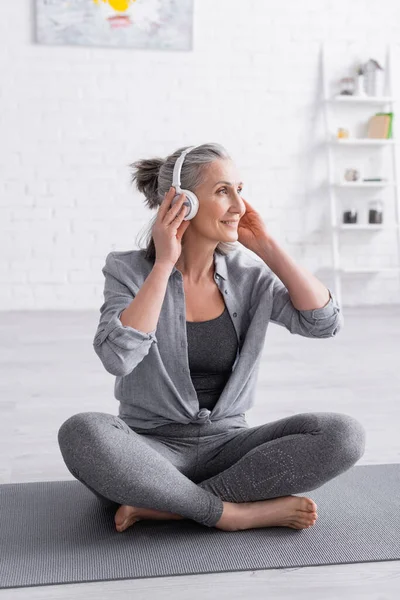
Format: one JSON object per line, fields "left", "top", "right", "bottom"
{"left": 35, "top": 0, "right": 194, "bottom": 51}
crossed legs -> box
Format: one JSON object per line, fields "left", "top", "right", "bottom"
{"left": 58, "top": 411, "right": 366, "bottom": 531}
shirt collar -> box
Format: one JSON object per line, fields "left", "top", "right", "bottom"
{"left": 171, "top": 250, "right": 227, "bottom": 281}
{"left": 214, "top": 251, "right": 228, "bottom": 280}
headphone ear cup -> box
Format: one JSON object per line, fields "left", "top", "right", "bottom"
{"left": 181, "top": 190, "right": 199, "bottom": 220}
{"left": 171, "top": 190, "right": 199, "bottom": 220}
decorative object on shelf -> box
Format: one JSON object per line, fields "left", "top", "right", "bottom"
{"left": 344, "top": 168, "right": 361, "bottom": 182}
{"left": 363, "top": 59, "right": 385, "bottom": 96}
{"left": 339, "top": 77, "right": 356, "bottom": 95}
{"left": 337, "top": 58, "right": 385, "bottom": 97}
{"left": 343, "top": 208, "right": 358, "bottom": 224}
{"left": 368, "top": 200, "right": 384, "bottom": 224}
{"left": 367, "top": 113, "right": 393, "bottom": 138}
{"left": 355, "top": 64, "right": 367, "bottom": 97}
{"left": 362, "top": 177, "right": 387, "bottom": 182}
{"left": 337, "top": 127, "right": 349, "bottom": 139}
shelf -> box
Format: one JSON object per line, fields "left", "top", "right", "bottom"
{"left": 333, "top": 182, "right": 394, "bottom": 187}
{"left": 337, "top": 267, "right": 400, "bottom": 273}
{"left": 330, "top": 138, "right": 395, "bottom": 145}
{"left": 336, "top": 224, "right": 398, "bottom": 230}
{"left": 322, "top": 43, "right": 400, "bottom": 305}
{"left": 326, "top": 96, "right": 396, "bottom": 103}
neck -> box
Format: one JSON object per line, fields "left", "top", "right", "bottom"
{"left": 175, "top": 245, "right": 217, "bottom": 285}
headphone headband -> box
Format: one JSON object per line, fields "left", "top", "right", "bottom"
{"left": 172, "top": 145, "right": 200, "bottom": 190}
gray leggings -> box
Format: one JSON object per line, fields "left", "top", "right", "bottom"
{"left": 57, "top": 411, "right": 366, "bottom": 528}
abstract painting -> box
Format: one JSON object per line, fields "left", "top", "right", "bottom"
{"left": 36, "top": 0, "right": 193, "bottom": 50}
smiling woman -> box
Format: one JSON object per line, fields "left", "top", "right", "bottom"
{"left": 58, "top": 236, "right": 361, "bottom": 534}
{"left": 132, "top": 143, "right": 241, "bottom": 268}
{"left": 55, "top": 138, "right": 362, "bottom": 537}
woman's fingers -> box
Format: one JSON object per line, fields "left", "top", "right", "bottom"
{"left": 165, "top": 195, "right": 186, "bottom": 226}
{"left": 157, "top": 186, "right": 175, "bottom": 219}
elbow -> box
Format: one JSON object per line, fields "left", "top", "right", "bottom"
{"left": 331, "top": 312, "right": 344, "bottom": 337}
{"left": 92, "top": 339, "right": 153, "bottom": 377}
{"left": 103, "top": 361, "right": 132, "bottom": 377}
{"left": 310, "top": 312, "right": 344, "bottom": 339}
{"left": 92, "top": 343, "right": 138, "bottom": 377}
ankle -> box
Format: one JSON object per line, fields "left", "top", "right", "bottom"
{"left": 215, "top": 502, "right": 241, "bottom": 531}
{"left": 136, "top": 506, "right": 185, "bottom": 521}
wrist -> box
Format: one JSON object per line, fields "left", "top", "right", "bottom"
{"left": 154, "top": 260, "right": 175, "bottom": 274}
{"left": 253, "top": 236, "right": 277, "bottom": 262}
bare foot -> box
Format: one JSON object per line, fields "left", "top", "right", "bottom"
{"left": 114, "top": 505, "right": 184, "bottom": 532}
{"left": 215, "top": 495, "right": 318, "bottom": 532}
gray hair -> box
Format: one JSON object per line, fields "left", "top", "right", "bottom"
{"left": 130, "top": 142, "right": 239, "bottom": 262}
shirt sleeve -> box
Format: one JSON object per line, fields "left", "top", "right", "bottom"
{"left": 269, "top": 272, "right": 343, "bottom": 338}
{"left": 93, "top": 252, "right": 158, "bottom": 376}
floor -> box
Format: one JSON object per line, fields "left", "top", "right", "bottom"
{"left": 1, "top": 305, "right": 399, "bottom": 599}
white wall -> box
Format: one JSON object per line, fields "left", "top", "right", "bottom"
{"left": 1, "top": 0, "right": 400, "bottom": 309}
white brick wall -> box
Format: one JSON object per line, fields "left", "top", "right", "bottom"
{"left": 1, "top": 0, "right": 400, "bottom": 309}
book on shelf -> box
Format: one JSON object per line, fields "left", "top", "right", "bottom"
{"left": 367, "top": 113, "right": 393, "bottom": 138}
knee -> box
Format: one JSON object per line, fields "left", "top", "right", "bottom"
{"left": 58, "top": 411, "right": 130, "bottom": 453}
{"left": 59, "top": 412, "right": 91, "bottom": 447}
{"left": 58, "top": 411, "right": 110, "bottom": 457}
{"left": 327, "top": 413, "right": 366, "bottom": 467}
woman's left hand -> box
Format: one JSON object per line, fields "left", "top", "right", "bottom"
{"left": 237, "top": 197, "right": 272, "bottom": 253}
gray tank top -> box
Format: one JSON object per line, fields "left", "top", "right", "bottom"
{"left": 186, "top": 305, "right": 238, "bottom": 411}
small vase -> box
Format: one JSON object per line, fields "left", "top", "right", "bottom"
{"left": 355, "top": 74, "right": 366, "bottom": 96}
{"left": 372, "top": 69, "right": 385, "bottom": 97}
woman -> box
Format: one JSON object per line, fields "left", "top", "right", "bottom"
{"left": 58, "top": 142, "right": 366, "bottom": 533}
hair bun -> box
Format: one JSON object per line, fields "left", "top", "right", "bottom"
{"left": 130, "top": 157, "right": 164, "bottom": 210}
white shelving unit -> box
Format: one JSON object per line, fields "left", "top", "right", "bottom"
{"left": 321, "top": 43, "right": 400, "bottom": 306}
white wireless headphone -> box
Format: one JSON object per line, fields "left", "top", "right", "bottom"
{"left": 169, "top": 145, "right": 200, "bottom": 221}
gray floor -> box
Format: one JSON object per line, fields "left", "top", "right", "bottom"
{"left": 1, "top": 305, "right": 399, "bottom": 599}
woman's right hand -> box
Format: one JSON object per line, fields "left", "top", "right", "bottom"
{"left": 152, "top": 186, "right": 192, "bottom": 267}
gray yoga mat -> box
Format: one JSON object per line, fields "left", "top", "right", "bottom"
{"left": 1, "top": 463, "right": 399, "bottom": 589}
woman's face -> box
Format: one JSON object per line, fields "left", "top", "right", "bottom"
{"left": 192, "top": 159, "right": 246, "bottom": 242}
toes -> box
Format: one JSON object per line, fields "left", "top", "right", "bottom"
{"left": 289, "top": 515, "right": 317, "bottom": 530}
{"left": 301, "top": 513, "right": 317, "bottom": 528}
{"left": 115, "top": 514, "right": 130, "bottom": 530}
{"left": 298, "top": 497, "right": 317, "bottom": 513}
{"left": 115, "top": 514, "right": 140, "bottom": 532}
{"left": 116, "top": 517, "right": 126, "bottom": 526}
{"left": 115, "top": 505, "right": 137, "bottom": 527}
{"left": 303, "top": 499, "right": 318, "bottom": 513}
{"left": 307, "top": 499, "right": 317, "bottom": 512}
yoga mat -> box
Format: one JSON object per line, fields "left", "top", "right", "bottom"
{"left": 1, "top": 464, "right": 399, "bottom": 589}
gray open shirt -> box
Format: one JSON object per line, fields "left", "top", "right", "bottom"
{"left": 93, "top": 248, "right": 343, "bottom": 430}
